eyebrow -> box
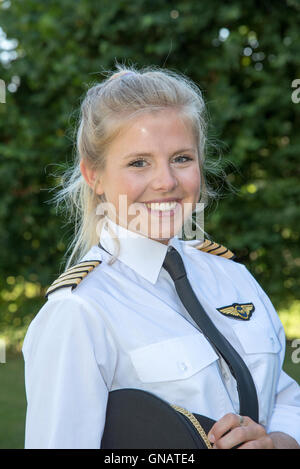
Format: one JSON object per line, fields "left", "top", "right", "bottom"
{"left": 123, "top": 148, "right": 197, "bottom": 160}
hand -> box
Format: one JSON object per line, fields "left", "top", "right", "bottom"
{"left": 207, "top": 413, "right": 274, "bottom": 449}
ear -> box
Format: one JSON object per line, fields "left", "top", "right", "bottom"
{"left": 80, "top": 159, "right": 104, "bottom": 195}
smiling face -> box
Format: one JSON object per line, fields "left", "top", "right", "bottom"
{"left": 80, "top": 108, "right": 202, "bottom": 244}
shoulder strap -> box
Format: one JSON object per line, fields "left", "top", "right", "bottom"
{"left": 45, "top": 260, "right": 101, "bottom": 299}
{"left": 195, "top": 239, "right": 236, "bottom": 260}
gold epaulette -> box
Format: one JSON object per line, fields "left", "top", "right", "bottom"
{"left": 45, "top": 260, "right": 101, "bottom": 299}
{"left": 195, "top": 239, "right": 235, "bottom": 260}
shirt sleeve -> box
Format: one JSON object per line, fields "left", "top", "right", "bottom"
{"left": 22, "top": 291, "right": 118, "bottom": 449}
{"left": 241, "top": 265, "right": 300, "bottom": 445}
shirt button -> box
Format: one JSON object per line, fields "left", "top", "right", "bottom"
{"left": 222, "top": 372, "right": 229, "bottom": 381}
{"left": 178, "top": 361, "right": 188, "bottom": 372}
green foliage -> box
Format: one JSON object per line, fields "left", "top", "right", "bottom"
{"left": 0, "top": 0, "right": 299, "bottom": 343}
{"left": 0, "top": 353, "right": 26, "bottom": 449}
{"left": 279, "top": 301, "right": 300, "bottom": 339}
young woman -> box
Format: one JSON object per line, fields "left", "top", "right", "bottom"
{"left": 22, "top": 65, "right": 300, "bottom": 449}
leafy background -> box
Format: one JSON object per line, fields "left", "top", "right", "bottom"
{"left": 0, "top": 0, "right": 300, "bottom": 449}
{"left": 0, "top": 0, "right": 299, "bottom": 348}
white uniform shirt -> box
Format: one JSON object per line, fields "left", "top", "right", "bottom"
{"left": 23, "top": 219, "right": 300, "bottom": 448}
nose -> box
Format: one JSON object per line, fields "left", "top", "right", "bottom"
{"left": 150, "top": 162, "right": 178, "bottom": 192}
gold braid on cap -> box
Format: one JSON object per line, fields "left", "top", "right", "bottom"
{"left": 171, "top": 404, "right": 212, "bottom": 449}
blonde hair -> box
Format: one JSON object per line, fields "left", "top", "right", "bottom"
{"left": 52, "top": 64, "right": 227, "bottom": 270}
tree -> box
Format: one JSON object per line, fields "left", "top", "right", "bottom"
{"left": 0, "top": 0, "right": 299, "bottom": 346}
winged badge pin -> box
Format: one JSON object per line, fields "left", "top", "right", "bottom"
{"left": 216, "top": 302, "right": 255, "bottom": 320}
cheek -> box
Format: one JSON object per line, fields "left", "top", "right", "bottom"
{"left": 182, "top": 167, "right": 201, "bottom": 193}
{"left": 115, "top": 173, "right": 147, "bottom": 201}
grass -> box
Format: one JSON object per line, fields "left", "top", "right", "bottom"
{"left": 0, "top": 341, "right": 299, "bottom": 449}
{"left": 0, "top": 351, "right": 26, "bottom": 449}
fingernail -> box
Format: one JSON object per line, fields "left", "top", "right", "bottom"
{"left": 208, "top": 434, "right": 215, "bottom": 443}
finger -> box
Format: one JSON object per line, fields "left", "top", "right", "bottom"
{"left": 214, "top": 423, "right": 266, "bottom": 450}
{"left": 237, "top": 436, "right": 274, "bottom": 450}
{"left": 208, "top": 413, "right": 245, "bottom": 443}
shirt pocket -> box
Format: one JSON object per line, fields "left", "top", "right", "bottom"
{"left": 231, "top": 321, "right": 281, "bottom": 355}
{"left": 231, "top": 320, "right": 282, "bottom": 425}
{"left": 129, "top": 333, "right": 219, "bottom": 383}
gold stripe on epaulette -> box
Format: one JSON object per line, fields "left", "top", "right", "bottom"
{"left": 196, "top": 239, "right": 235, "bottom": 260}
{"left": 50, "top": 273, "right": 88, "bottom": 288}
{"left": 45, "top": 278, "right": 83, "bottom": 298}
{"left": 199, "top": 241, "right": 219, "bottom": 252}
{"left": 58, "top": 261, "right": 101, "bottom": 276}
{"left": 197, "top": 239, "right": 214, "bottom": 251}
{"left": 45, "top": 260, "right": 101, "bottom": 298}
{"left": 51, "top": 266, "right": 96, "bottom": 286}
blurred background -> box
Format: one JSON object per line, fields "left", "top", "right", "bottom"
{"left": 0, "top": 0, "right": 299, "bottom": 449}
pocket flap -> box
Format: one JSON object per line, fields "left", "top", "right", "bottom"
{"left": 129, "top": 334, "right": 219, "bottom": 383}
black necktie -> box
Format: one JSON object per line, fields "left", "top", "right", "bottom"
{"left": 163, "top": 246, "right": 259, "bottom": 422}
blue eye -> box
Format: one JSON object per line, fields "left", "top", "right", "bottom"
{"left": 128, "top": 155, "right": 193, "bottom": 167}
{"left": 174, "top": 155, "right": 192, "bottom": 163}
{"left": 128, "top": 159, "right": 147, "bottom": 167}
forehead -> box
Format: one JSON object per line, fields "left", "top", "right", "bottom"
{"left": 109, "top": 109, "right": 196, "bottom": 151}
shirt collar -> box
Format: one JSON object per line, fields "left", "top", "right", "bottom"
{"left": 99, "top": 217, "right": 198, "bottom": 284}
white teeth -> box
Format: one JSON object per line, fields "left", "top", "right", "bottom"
{"left": 145, "top": 201, "right": 177, "bottom": 211}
